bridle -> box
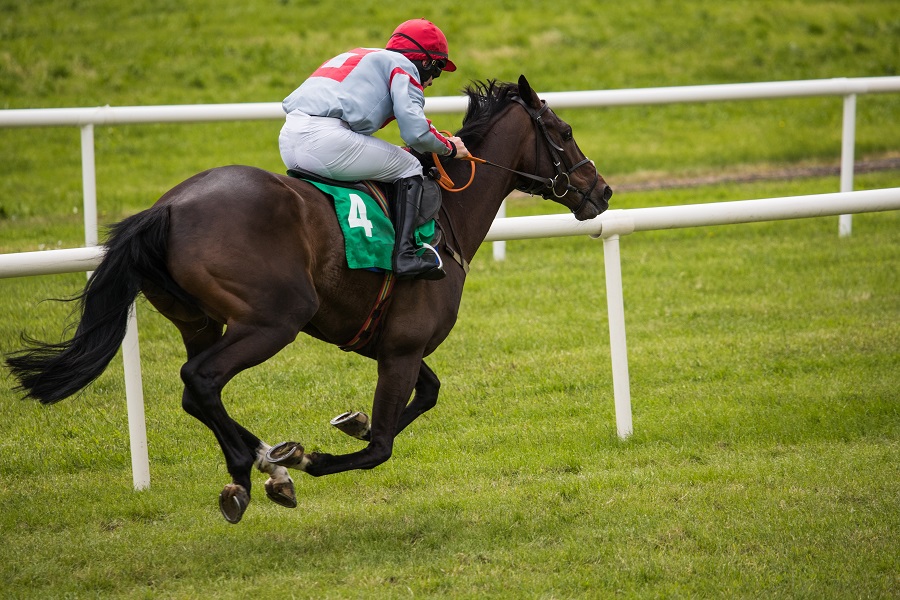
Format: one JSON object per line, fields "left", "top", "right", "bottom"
{"left": 505, "top": 96, "right": 600, "bottom": 215}
{"left": 432, "top": 95, "right": 601, "bottom": 215}
{"left": 432, "top": 94, "right": 602, "bottom": 272}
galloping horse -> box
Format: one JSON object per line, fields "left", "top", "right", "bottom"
{"left": 7, "top": 75, "right": 612, "bottom": 523}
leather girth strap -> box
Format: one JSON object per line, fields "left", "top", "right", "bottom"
{"left": 339, "top": 270, "right": 396, "bottom": 352}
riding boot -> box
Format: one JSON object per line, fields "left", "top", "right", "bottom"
{"left": 392, "top": 176, "right": 445, "bottom": 280}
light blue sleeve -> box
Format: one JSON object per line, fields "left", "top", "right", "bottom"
{"left": 389, "top": 71, "right": 453, "bottom": 156}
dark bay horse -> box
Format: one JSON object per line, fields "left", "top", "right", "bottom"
{"left": 7, "top": 75, "right": 611, "bottom": 523}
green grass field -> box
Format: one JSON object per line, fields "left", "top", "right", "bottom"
{"left": 1, "top": 1, "right": 899, "bottom": 598}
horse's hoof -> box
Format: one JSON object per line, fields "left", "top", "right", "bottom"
{"left": 219, "top": 484, "right": 250, "bottom": 524}
{"left": 330, "top": 411, "right": 371, "bottom": 440}
{"left": 266, "top": 441, "right": 307, "bottom": 468}
{"left": 264, "top": 477, "right": 297, "bottom": 509}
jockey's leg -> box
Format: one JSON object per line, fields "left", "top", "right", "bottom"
{"left": 280, "top": 113, "right": 422, "bottom": 182}
{"left": 391, "top": 175, "right": 445, "bottom": 280}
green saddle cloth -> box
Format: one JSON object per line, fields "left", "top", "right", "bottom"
{"left": 304, "top": 180, "right": 436, "bottom": 271}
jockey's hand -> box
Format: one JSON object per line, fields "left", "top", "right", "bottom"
{"left": 448, "top": 136, "right": 470, "bottom": 159}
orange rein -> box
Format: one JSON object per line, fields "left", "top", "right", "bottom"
{"left": 431, "top": 131, "right": 485, "bottom": 192}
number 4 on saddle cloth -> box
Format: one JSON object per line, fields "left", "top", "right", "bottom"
{"left": 287, "top": 169, "right": 440, "bottom": 272}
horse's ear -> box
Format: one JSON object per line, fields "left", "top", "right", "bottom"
{"left": 517, "top": 74, "right": 541, "bottom": 109}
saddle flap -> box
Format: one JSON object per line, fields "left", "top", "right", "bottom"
{"left": 295, "top": 177, "right": 437, "bottom": 272}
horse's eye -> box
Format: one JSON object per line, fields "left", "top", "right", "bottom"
{"left": 562, "top": 129, "right": 573, "bottom": 141}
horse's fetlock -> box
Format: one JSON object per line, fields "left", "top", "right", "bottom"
{"left": 228, "top": 462, "right": 254, "bottom": 490}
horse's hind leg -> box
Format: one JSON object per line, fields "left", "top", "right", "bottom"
{"left": 175, "top": 318, "right": 304, "bottom": 523}
{"left": 171, "top": 316, "right": 297, "bottom": 512}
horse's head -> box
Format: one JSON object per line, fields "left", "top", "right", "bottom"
{"left": 513, "top": 75, "right": 612, "bottom": 220}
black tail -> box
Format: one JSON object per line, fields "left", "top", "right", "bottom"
{"left": 6, "top": 204, "right": 187, "bottom": 404}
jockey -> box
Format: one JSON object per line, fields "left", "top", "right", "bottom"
{"left": 279, "top": 19, "right": 470, "bottom": 281}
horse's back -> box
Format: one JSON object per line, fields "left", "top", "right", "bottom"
{"left": 156, "top": 166, "right": 341, "bottom": 323}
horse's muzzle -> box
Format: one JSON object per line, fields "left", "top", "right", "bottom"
{"left": 575, "top": 183, "right": 612, "bottom": 221}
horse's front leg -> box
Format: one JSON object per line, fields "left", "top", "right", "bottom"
{"left": 269, "top": 352, "right": 422, "bottom": 477}
{"left": 329, "top": 360, "right": 440, "bottom": 442}
{"left": 396, "top": 361, "right": 440, "bottom": 435}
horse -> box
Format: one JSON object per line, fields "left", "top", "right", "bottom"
{"left": 6, "top": 75, "right": 612, "bottom": 523}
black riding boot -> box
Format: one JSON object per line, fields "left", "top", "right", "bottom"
{"left": 392, "top": 176, "right": 445, "bottom": 280}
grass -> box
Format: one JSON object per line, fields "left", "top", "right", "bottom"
{"left": 1, "top": 172, "right": 898, "bottom": 598}
{"left": 1, "top": 0, "right": 899, "bottom": 597}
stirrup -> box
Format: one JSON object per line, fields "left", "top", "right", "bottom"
{"left": 401, "top": 242, "right": 445, "bottom": 280}
{"left": 418, "top": 243, "right": 444, "bottom": 271}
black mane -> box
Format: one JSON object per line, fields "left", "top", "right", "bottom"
{"left": 456, "top": 80, "right": 520, "bottom": 148}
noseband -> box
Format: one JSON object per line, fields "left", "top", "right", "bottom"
{"left": 510, "top": 96, "right": 600, "bottom": 215}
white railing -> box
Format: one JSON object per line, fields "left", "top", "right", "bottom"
{"left": 2, "top": 187, "right": 899, "bottom": 484}
{"left": 2, "top": 77, "right": 900, "bottom": 488}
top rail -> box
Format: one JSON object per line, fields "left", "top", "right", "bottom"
{"left": 483, "top": 187, "right": 900, "bottom": 242}
{"left": 1, "top": 77, "right": 899, "bottom": 128}
{"left": 2, "top": 188, "right": 898, "bottom": 279}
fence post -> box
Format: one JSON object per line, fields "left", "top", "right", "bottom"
{"left": 601, "top": 233, "right": 633, "bottom": 439}
{"left": 81, "top": 123, "right": 150, "bottom": 489}
{"left": 493, "top": 200, "right": 507, "bottom": 261}
{"left": 123, "top": 305, "right": 150, "bottom": 490}
{"left": 839, "top": 94, "right": 856, "bottom": 237}
{"left": 80, "top": 124, "right": 98, "bottom": 247}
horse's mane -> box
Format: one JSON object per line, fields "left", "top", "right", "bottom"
{"left": 456, "top": 80, "right": 520, "bottom": 147}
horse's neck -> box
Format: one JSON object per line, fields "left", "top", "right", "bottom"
{"left": 442, "top": 121, "right": 529, "bottom": 261}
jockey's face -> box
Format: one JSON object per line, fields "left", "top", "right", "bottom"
{"left": 420, "top": 60, "right": 444, "bottom": 88}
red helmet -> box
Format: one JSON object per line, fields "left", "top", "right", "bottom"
{"left": 386, "top": 19, "right": 457, "bottom": 72}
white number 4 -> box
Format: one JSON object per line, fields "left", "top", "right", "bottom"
{"left": 347, "top": 193, "right": 373, "bottom": 237}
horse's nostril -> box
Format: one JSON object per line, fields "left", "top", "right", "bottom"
{"left": 602, "top": 185, "right": 613, "bottom": 202}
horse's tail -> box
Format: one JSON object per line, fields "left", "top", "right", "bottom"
{"left": 6, "top": 203, "right": 188, "bottom": 404}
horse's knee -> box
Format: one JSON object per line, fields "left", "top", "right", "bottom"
{"left": 417, "top": 370, "right": 440, "bottom": 409}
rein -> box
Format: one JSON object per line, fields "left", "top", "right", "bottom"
{"left": 431, "top": 97, "right": 599, "bottom": 215}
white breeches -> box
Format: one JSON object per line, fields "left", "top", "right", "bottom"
{"left": 279, "top": 110, "right": 423, "bottom": 182}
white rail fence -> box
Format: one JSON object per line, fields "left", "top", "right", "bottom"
{"left": 2, "top": 188, "right": 899, "bottom": 488}
{"left": 2, "top": 77, "right": 900, "bottom": 489}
